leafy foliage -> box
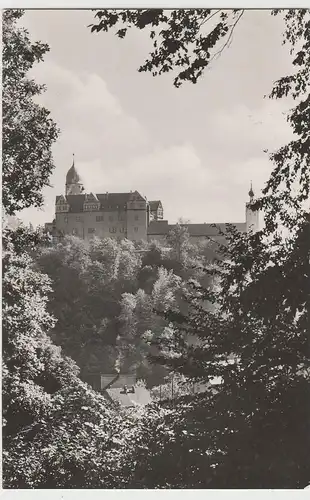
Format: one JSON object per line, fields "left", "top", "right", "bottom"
{"left": 2, "top": 228, "right": 133, "bottom": 488}
{"left": 89, "top": 8, "right": 310, "bottom": 488}
{"left": 90, "top": 9, "right": 244, "bottom": 87}
{"left": 3, "top": 381, "right": 128, "bottom": 488}
{"left": 3, "top": 232, "right": 74, "bottom": 437}
{"left": 2, "top": 10, "right": 59, "bottom": 215}
{"left": 138, "top": 218, "right": 310, "bottom": 488}
{"left": 4, "top": 8, "right": 310, "bottom": 489}
{"left": 36, "top": 235, "right": 208, "bottom": 386}
{"left": 255, "top": 10, "right": 310, "bottom": 232}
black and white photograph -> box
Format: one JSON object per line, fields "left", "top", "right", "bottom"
{"left": 2, "top": 6, "right": 310, "bottom": 490}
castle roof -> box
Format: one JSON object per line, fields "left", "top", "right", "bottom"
{"left": 248, "top": 182, "right": 254, "bottom": 199}
{"left": 56, "top": 191, "right": 145, "bottom": 212}
{"left": 66, "top": 157, "right": 82, "bottom": 185}
{"left": 84, "top": 192, "right": 99, "bottom": 203}
{"left": 148, "top": 220, "right": 246, "bottom": 236}
{"left": 149, "top": 200, "right": 162, "bottom": 211}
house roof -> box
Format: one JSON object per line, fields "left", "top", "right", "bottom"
{"left": 56, "top": 191, "right": 145, "bottom": 212}
{"left": 181, "top": 223, "right": 246, "bottom": 236}
{"left": 147, "top": 220, "right": 169, "bottom": 235}
{"left": 149, "top": 200, "right": 162, "bottom": 211}
{"left": 85, "top": 192, "right": 99, "bottom": 202}
{"left": 66, "top": 162, "right": 81, "bottom": 184}
{"left": 147, "top": 221, "right": 246, "bottom": 236}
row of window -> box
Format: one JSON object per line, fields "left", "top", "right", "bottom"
{"left": 85, "top": 202, "right": 145, "bottom": 210}
{"left": 63, "top": 214, "right": 139, "bottom": 223}
{"left": 83, "top": 227, "right": 139, "bottom": 234}
{"left": 96, "top": 214, "right": 137, "bottom": 222}
{"left": 58, "top": 203, "right": 146, "bottom": 212}
{"left": 84, "top": 204, "right": 100, "bottom": 211}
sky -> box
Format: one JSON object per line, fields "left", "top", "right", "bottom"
{"left": 18, "top": 9, "right": 294, "bottom": 226}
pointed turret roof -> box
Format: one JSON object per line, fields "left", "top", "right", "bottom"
{"left": 248, "top": 181, "right": 254, "bottom": 200}
{"left": 66, "top": 154, "right": 81, "bottom": 184}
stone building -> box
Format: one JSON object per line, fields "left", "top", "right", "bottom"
{"left": 45, "top": 158, "right": 259, "bottom": 243}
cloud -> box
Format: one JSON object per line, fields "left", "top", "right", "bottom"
{"left": 74, "top": 142, "right": 261, "bottom": 224}
{"left": 18, "top": 10, "right": 295, "bottom": 229}
{"left": 31, "top": 60, "right": 149, "bottom": 164}
{"left": 19, "top": 94, "right": 293, "bottom": 227}
{"left": 203, "top": 99, "right": 293, "bottom": 162}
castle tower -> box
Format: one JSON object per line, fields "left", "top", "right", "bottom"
{"left": 126, "top": 191, "right": 148, "bottom": 241}
{"left": 246, "top": 183, "right": 259, "bottom": 233}
{"left": 65, "top": 154, "right": 84, "bottom": 195}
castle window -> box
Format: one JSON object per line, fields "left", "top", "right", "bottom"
{"left": 134, "top": 215, "right": 139, "bottom": 221}
{"left": 134, "top": 227, "right": 138, "bottom": 232}
{"left": 84, "top": 204, "right": 99, "bottom": 212}
{"left": 76, "top": 216, "right": 81, "bottom": 222}
{"left": 109, "top": 215, "right": 113, "bottom": 222}
{"left": 109, "top": 227, "right": 117, "bottom": 233}
{"left": 64, "top": 217, "right": 68, "bottom": 223}
{"left": 118, "top": 213, "right": 124, "bottom": 221}
{"left": 72, "top": 228, "right": 77, "bottom": 235}
{"left": 120, "top": 227, "right": 125, "bottom": 233}
{"left": 88, "top": 228, "right": 95, "bottom": 234}
{"left": 96, "top": 215, "right": 104, "bottom": 222}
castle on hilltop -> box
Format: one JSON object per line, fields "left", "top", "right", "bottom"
{"left": 45, "top": 156, "right": 259, "bottom": 243}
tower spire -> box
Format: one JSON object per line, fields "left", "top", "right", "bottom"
{"left": 246, "top": 181, "right": 259, "bottom": 233}
{"left": 65, "top": 153, "right": 84, "bottom": 195}
{"left": 248, "top": 181, "right": 254, "bottom": 201}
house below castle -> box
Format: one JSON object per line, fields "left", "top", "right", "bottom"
{"left": 45, "top": 157, "right": 259, "bottom": 243}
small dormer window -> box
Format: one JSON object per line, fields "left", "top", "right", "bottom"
{"left": 84, "top": 203, "right": 99, "bottom": 212}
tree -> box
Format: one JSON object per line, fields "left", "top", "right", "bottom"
{"left": 256, "top": 10, "right": 310, "bottom": 231}
{"left": 2, "top": 13, "right": 142, "bottom": 488}
{"left": 2, "top": 230, "right": 76, "bottom": 438}
{"left": 36, "top": 236, "right": 144, "bottom": 381}
{"left": 90, "top": 9, "right": 310, "bottom": 488}
{"left": 117, "top": 267, "right": 185, "bottom": 386}
{"left": 3, "top": 379, "right": 129, "bottom": 488}
{"left": 2, "top": 9, "right": 59, "bottom": 215}
{"left": 166, "top": 223, "right": 191, "bottom": 265}
{"left": 2, "top": 227, "right": 134, "bottom": 488}
{"left": 90, "top": 9, "right": 244, "bottom": 88}
{"left": 142, "top": 217, "right": 309, "bottom": 488}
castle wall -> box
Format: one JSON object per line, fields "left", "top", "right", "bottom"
{"left": 55, "top": 209, "right": 129, "bottom": 240}
{"left": 51, "top": 170, "right": 256, "bottom": 245}
{"left": 126, "top": 199, "right": 148, "bottom": 241}
{"left": 246, "top": 204, "right": 260, "bottom": 233}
